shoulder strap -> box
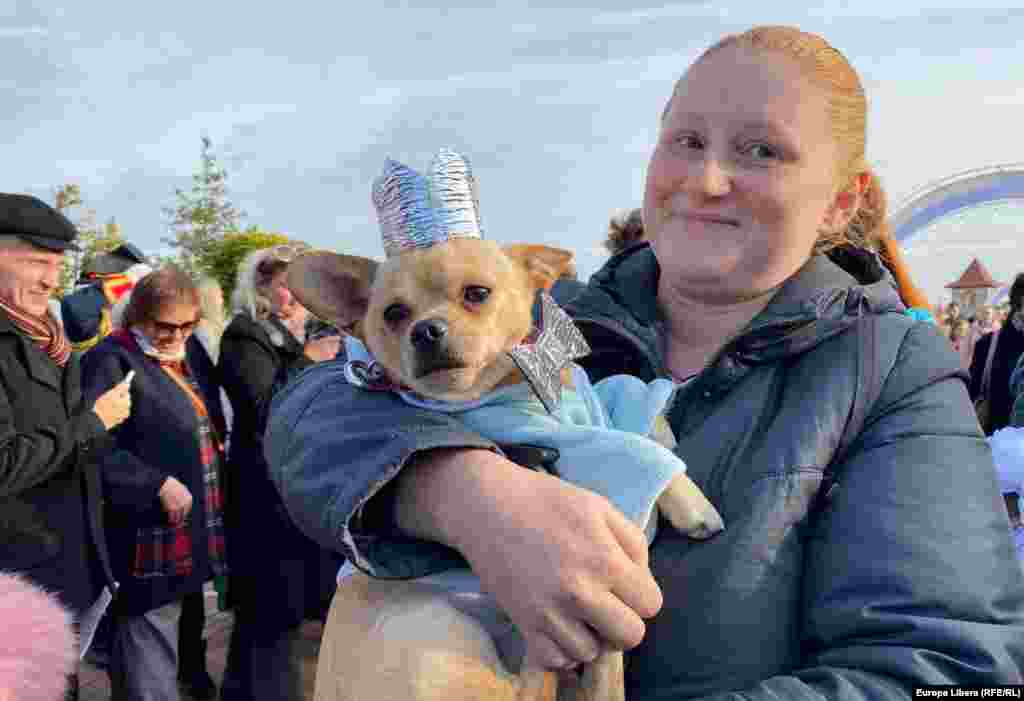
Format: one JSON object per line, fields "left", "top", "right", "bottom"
{"left": 833, "top": 313, "right": 880, "bottom": 469}
{"left": 981, "top": 329, "right": 1001, "bottom": 397}
{"left": 815, "top": 314, "right": 884, "bottom": 510}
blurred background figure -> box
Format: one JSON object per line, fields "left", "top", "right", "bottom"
{"left": 951, "top": 318, "right": 973, "bottom": 369}
{"left": 944, "top": 301, "right": 963, "bottom": 329}
{"left": 0, "top": 572, "right": 78, "bottom": 701}
{"left": 61, "top": 243, "right": 151, "bottom": 353}
{"left": 965, "top": 305, "right": 1002, "bottom": 367}
{"left": 971, "top": 273, "right": 1024, "bottom": 436}
{"left": 82, "top": 266, "right": 228, "bottom": 701}
{"left": 603, "top": 207, "right": 645, "bottom": 256}
{"left": 194, "top": 277, "right": 227, "bottom": 363}
{"left": 217, "top": 245, "right": 341, "bottom": 701}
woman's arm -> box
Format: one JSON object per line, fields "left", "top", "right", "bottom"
{"left": 265, "top": 360, "right": 663, "bottom": 669}
{"left": 264, "top": 361, "right": 498, "bottom": 575}
{"left": 694, "top": 323, "right": 1024, "bottom": 700}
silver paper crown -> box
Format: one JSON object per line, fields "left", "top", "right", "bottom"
{"left": 372, "top": 148, "right": 483, "bottom": 258}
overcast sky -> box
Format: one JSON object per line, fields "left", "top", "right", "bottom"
{"left": 5, "top": 0, "right": 1024, "bottom": 302}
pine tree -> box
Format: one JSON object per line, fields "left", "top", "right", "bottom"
{"left": 54, "top": 188, "right": 127, "bottom": 294}
{"left": 54, "top": 184, "right": 83, "bottom": 294}
{"left": 162, "top": 136, "right": 244, "bottom": 276}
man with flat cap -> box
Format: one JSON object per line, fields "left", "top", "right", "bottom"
{"left": 0, "top": 193, "right": 132, "bottom": 699}
{"left": 61, "top": 240, "right": 152, "bottom": 353}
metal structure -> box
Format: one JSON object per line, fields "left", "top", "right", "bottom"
{"left": 890, "top": 163, "right": 1024, "bottom": 242}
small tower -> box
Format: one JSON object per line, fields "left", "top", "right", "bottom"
{"left": 945, "top": 258, "right": 1004, "bottom": 318}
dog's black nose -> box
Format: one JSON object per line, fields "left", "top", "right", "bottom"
{"left": 411, "top": 318, "right": 449, "bottom": 351}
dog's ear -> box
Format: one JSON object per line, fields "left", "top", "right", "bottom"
{"left": 503, "top": 244, "right": 575, "bottom": 291}
{"left": 286, "top": 251, "right": 378, "bottom": 329}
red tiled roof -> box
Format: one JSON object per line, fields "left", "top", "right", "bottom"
{"left": 945, "top": 258, "right": 1003, "bottom": 289}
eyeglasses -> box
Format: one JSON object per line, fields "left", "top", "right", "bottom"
{"left": 150, "top": 318, "right": 199, "bottom": 336}
{"left": 266, "top": 243, "right": 309, "bottom": 263}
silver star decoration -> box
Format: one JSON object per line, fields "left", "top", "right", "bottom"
{"left": 508, "top": 292, "right": 590, "bottom": 413}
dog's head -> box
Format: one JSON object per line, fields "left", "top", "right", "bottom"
{"left": 287, "top": 239, "right": 574, "bottom": 402}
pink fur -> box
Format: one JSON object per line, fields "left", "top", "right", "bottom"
{"left": 0, "top": 572, "right": 77, "bottom": 701}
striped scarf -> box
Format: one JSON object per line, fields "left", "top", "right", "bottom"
{"left": 110, "top": 330, "right": 228, "bottom": 580}
{"left": 0, "top": 297, "right": 71, "bottom": 366}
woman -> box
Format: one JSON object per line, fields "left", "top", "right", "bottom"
{"left": 217, "top": 245, "right": 341, "bottom": 701}
{"left": 267, "top": 26, "right": 1024, "bottom": 697}
{"left": 82, "top": 266, "right": 228, "bottom": 701}
{"left": 971, "top": 273, "right": 1024, "bottom": 436}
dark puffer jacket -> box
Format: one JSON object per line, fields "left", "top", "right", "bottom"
{"left": 266, "top": 247, "right": 1024, "bottom": 698}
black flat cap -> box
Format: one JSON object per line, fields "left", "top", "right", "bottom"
{"left": 0, "top": 193, "right": 80, "bottom": 252}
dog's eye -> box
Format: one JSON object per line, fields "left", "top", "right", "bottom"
{"left": 463, "top": 286, "right": 491, "bottom": 305}
{"left": 383, "top": 303, "right": 410, "bottom": 325}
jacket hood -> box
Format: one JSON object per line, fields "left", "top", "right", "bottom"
{"left": 570, "top": 243, "right": 906, "bottom": 372}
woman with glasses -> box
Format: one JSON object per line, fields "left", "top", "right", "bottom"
{"left": 217, "top": 245, "right": 341, "bottom": 701}
{"left": 81, "top": 265, "right": 229, "bottom": 701}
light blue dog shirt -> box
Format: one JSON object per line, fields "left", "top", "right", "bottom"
{"left": 341, "top": 336, "right": 686, "bottom": 542}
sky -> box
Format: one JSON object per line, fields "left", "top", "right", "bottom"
{"left": 5, "top": 0, "right": 1024, "bottom": 303}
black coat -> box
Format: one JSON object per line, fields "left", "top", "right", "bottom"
{"left": 0, "top": 311, "right": 115, "bottom": 615}
{"left": 81, "top": 333, "right": 227, "bottom": 616}
{"left": 969, "top": 321, "right": 1024, "bottom": 435}
{"left": 219, "top": 313, "right": 339, "bottom": 630}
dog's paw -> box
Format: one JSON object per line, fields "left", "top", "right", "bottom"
{"left": 657, "top": 474, "right": 725, "bottom": 540}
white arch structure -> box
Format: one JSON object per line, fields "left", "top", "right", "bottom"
{"left": 890, "top": 163, "right": 1024, "bottom": 242}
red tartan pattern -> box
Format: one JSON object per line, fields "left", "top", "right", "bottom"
{"left": 117, "top": 330, "right": 228, "bottom": 579}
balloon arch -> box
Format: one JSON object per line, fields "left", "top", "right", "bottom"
{"left": 890, "top": 163, "right": 1024, "bottom": 243}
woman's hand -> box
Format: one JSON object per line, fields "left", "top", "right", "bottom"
{"left": 304, "top": 334, "right": 341, "bottom": 362}
{"left": 158, "top": 477, "right": 193, "bottom": 526}
{"left": 394, "top": 449, "right": 663, "bottom": 669}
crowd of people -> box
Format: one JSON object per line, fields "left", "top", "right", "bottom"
{"left": 0, "top": 205, "right": 343, "bottom": 701}
{"left": 2, "top": 22, "right": 1023, "bottom": 701}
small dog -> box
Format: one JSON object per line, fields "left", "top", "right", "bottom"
{"left": 287, "top": 237, "right": 724, "bottom": 701}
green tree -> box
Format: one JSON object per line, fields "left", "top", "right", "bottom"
{"left": 54, "top": 184, "right": 83, "bottom": 295}
{"left": 78, "top": 214, "right": 126, "bottom": 271}
{"left": 54, "top": 187, "right": 128, "bottom": 295}
{"left": 198, "top": 227, "right": 295, "bottom": 303}
{"left": 163, "top": 136, "right": 244, "bottom": 276}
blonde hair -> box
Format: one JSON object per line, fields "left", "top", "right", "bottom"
{"left": 230, "top": 248, "right": 288, "bottom": 321}
{"left": 671, "top": 26, "right": 886, "bottom": 254}
{"left": 604, "top": 208, "right": 645, "bottom": 255}
{"left": 196, "top": 277, "right": 225, "bottom": 326}
{"left": 230, "top": 247, "right": 297, "bottom": 347}
{"left": 194, "top": 276, "right": 226, "bottom": 360}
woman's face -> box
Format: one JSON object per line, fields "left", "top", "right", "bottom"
{"left": 267, "top": 270, "right": 306, "bottom": 322}
{"left": 644, "top": 45, "right": 849, "bottom": 304}
{"left": 137, "top": 301, "right": 199, "bottom": 356}
{"left": 208, "top": 286, "right": 224, "bottom": 315}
